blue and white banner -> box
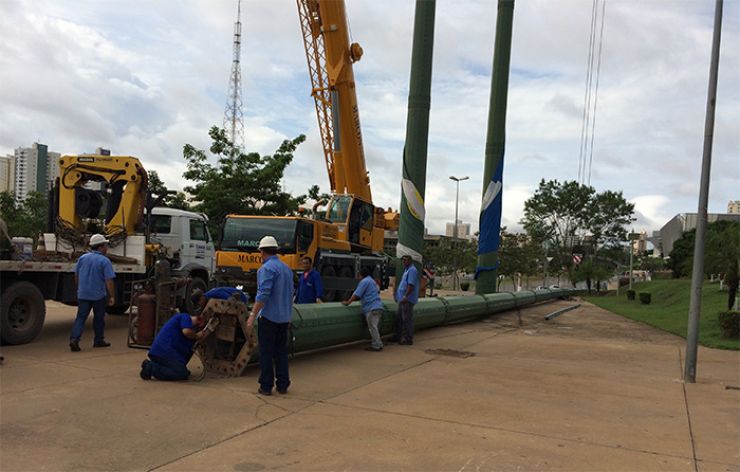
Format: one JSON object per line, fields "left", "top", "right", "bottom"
{"left": 476, "top": 156, "right": 504, "bottom": 278}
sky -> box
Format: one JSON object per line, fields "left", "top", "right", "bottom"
{"left": 1, "top": 0, "right": 737, "bottom": 237}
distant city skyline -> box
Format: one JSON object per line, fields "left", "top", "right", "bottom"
{"left": 1, "top": 143, "right": 59, "bottom": 203}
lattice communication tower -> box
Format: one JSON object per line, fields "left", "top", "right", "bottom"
{"left": 223, "top": 0, "right": 245, "bottom": 149}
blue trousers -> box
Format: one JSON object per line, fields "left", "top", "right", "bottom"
{"left": 70, "top": 298, "right": 107, "bottom": 343}
{"left": 147, "top": 354, "right": 190, "bottom": 381}
{"left": 396, "top": 301, "right": 414, "bottom": 343}
{"left": 258, "top": 317, "right": 290, "bottom": 392}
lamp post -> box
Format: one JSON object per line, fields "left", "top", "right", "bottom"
{"left": 449, "top": 175, "right": 469, "bottom": 291}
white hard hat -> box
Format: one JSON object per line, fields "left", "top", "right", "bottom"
{"left": 258, "top": 235, "right": 279, "bottom": 249}
{"left": 89, "top": 234, "right": 110, "bottom": 247}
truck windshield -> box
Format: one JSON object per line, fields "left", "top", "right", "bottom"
{"left": 220, "top": 218, "right": 298, "bottom": 253}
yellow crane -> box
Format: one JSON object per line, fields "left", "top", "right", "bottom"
{"left": 215, "top": 0, "right": 398, "bottom": 301}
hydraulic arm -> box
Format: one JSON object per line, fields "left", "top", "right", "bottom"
{"left": 56, "top": 155, "right": 148, "bottom": 241}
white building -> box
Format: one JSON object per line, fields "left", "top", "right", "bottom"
{"left": 13, "top": 143, "right": 60, "bottom": 203}
{"left": 0, "top": 155, "right": 15, "bottom": 193}
{"left": 445, "top": 219, "right": 471, "bottom": 239}
{"left": 728, "top": 200, "right": 740, "bottom": 215}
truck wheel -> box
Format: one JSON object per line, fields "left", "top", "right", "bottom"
{"left": 321, "top": 266, "right": 337, "bottom": 302}
{"left": 1, "top": 281, "right": 46, "bottom": 345}
{"left": 182, "top": 276, "right": 208, "bottom": 314}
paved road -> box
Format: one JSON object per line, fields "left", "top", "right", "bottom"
{"left": 1, "top": 300, "right": 738, "bottom": 471}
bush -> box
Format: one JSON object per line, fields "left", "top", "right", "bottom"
{"left": 718, "top": 311, "right": 740, "bottom": 339}
{"left": 626, "top": 289, "right": 636, "bottom": 300}
{"left": 435, "top": 280, "right": 443, "bottom": 289}
{"left": 460, "top": 281, "right": 470, "bottom": 291}
{"left": 639, "top": 292, "right": 651, "bottom": 305}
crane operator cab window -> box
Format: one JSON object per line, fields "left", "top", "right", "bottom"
{"left": 326, "top": 196, "right": 352, "bottom": 223}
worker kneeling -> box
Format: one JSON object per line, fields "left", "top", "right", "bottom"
{"left": 140, "top": 310, "right": 206, "bottom": 381}
{"left": 139, "top": 287, "right": 249, "bottom": 381}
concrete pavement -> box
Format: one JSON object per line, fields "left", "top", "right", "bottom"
{"left": 1, "top": 299, "right": 738, "bottom": 471}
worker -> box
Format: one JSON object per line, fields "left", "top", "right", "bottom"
{"left": 139, "top": 311, "right": 206, "bottom": 381}
{"left": 246, "top": 236, "right": 293, "bottom": 396}
{"left": 69, "top": 233, "right": 115, "bottom": 352}
{"left": 393, "top": 254, "right": 419, "bottom": 345}
{"left": 342, "top": 266, "right": 384, "bottom": 351}
{"left": 295, "top": 256, "right": 323, "bottom": 304}
{"left": 191, "top": 286, "right": 249, "bottom": 312}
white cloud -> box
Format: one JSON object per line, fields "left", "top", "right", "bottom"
{"left": 1, "top": 0, "right": 738, "bottom": 238}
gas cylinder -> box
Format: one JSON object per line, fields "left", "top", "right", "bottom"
{"left": 135, "top": 292, "right": 157, "bottom": 345}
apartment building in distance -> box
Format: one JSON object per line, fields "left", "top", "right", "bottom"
{"left": 445, "top": 219, "right": 471, "bottom": 239}
{"left": 658, "top": 212, "right": 740, "bottom": 257}
{"left": 0, "top": 155, "right": 15, "bottom": 193}
{"left": 728, "top": 200, "right": 740, "bottom": 215}
{"left": 10, "top": 143, "right": 60, "bottom": 203}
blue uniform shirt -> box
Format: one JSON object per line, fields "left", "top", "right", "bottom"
{"left": 396, "top": 264, "right": 419, "bottom": 305}
{"left": 255, "top": 255, "right": 294, "bottom": 323}
{"left": 296, "top": 269, "right": 324, "bottom": 303}
{"left": 205, "top": 287, "right": 249, "bottom": 304}
{"left": 353, "top": 276, "right": 384, "bottom": 313}
{"left": 74, "top": 250, "right": 115, "bottom": 300}
{"left": 148, "top": 313, "right": 195, "bottom": 365}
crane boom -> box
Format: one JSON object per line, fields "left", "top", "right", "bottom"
{"left": 296, "top": 0, "right": 371, "bottom": 202}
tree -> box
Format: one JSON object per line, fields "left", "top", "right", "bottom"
{"left": 423, "top": 237, "right": 478, "bottom": 276}
{"left": 147, "top": 170, "right": 192, "bottom": 211}
{"left": 570, "top": 257, "right": 613, "bottom": 293}
{"left": 521, "top": 179, "right": 635, "bottom": 289}
{"left": 496, "top": 229, "right": 540, "bottom": 290}
{"left": 705, "top": 221, "right": 739, "bottom": 310}
{"left": 0, "top": 191, "right": 48, "bottom": 243}
{"left": 585, "top": 190, "right": 635, "bottom": 249}
{"left": 521, "top": 180, "right": 593, "bottom": 248}
{"left": 182, "top": 126, "right": 308, "bottom": 234}
{"left": 667, "top": 220, "right": 740, "bottom": 310}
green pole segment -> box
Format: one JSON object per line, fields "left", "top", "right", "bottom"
{"left": 396, "top": 0, "right": 436, "bottom": 279}
{"left": 476, "top": 0, "right": 515, "bottom": 295}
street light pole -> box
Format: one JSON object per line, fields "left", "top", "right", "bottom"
{"left": 450, "top": 175, "right": 469, "bottom": 291}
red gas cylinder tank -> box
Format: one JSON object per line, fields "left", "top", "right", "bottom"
{"left": 135, "top": 292, "right": 157, "bottom": 345}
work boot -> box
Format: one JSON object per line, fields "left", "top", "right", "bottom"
{"left": 69, "top": 340, "right": 80, "bottom": 352}
{"left": 257, "top": 388, "right": 272, "bottom": 396}
{"left": 140, "top": 360, "right": 152, "bottom": 380}
{"left": 93, "top": 340, "right": 111, "bottom": 348}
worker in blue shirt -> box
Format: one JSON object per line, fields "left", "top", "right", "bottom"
{"left": 295, "top": 256, "right": 323, "bottom": 304}
{"left": 140, "top": 311, "right": 206, "bottom": 381}
{"left": 69, "top": 234, "right": 116, "bottom": 352}
{"left": 192, "top": 286, "right": 249, "bottom": 312}
{"left": 394, "top": 254, "right": 419, "bottom": 345}
{"left": 247, "top": 236, "right": 294, "bottom": 396}
{"left": 343, "top": 266, "right": 384, "bottom": 351}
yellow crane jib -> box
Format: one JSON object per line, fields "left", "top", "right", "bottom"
{"left": 56, "top": 155, "right": 147, "bottom": 241}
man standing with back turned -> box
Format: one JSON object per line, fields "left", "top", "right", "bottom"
{"left": 247, "top": 236, "right": 294, "bottom": 396}
{"left": 394, "top": 254, "right": 419, "bottom": 345}
{"left": 69, "top": 233, "right": 115, "bottom": 352}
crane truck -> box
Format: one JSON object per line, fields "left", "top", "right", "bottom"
{"left": 215, "top": 0, "right": 399, "bottom": 301}
{"left": 0, "top": 154, "right": 214, "bottom": 345}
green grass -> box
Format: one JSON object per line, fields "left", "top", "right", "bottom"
{"left": 585, "top": 279, "right": 739, "bottom": 350}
